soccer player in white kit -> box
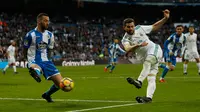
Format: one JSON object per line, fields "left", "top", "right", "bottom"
{"left": 121, "top": 9, "right": 170, "bottom": 103}
{"left": 2, "top": 40, "right": 18, "bottom": 74}
{"left": 183, "top": 26, "right": 200, "bottom": 75}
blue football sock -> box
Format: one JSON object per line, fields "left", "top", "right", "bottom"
{"left": 45, "top": 84, "right": 59, "bottom": 96}
{"left": 110, "top": 65, "right": 115, "bottom": 71}
{"left": 161, "top": 66, "right": 169, "bottom": 79}
{"left": 159, "top": 63, "right": 166, "bottom": 69}
{"left": 106, "top": 64, "right": 112, "bottom": 68}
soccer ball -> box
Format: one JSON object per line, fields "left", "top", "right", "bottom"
{"left": 59, "top": 77, "right": 74, "bottom": 92}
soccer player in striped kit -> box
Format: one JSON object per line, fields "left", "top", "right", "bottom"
{"left": 159, "top": 25, "right": 186, "bottom": 82}
{"left": 104, "top": 39, "right": 126, "bottom": 73}
{"left": 23, "top": 13, "right": 65, "bottom": 102}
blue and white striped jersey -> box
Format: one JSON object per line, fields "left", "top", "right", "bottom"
{"left": 164, "top": 33, "right": 186, "bottom": 56}
{"left": 108, "top": 43, "right": 126, "bottom": 58}
{"left": 23, "top": 28, "right": 54, "bottom": 62}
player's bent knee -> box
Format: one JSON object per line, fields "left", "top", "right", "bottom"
{"left": 170, "top": 66, "right": 175, "bottom": 71}
{"left": 29, "top": 64, "right": 42, "bottom": 70}
{"left": 147, "top": 75, "right": 156, "bottom": 83}
{"left": 51, "top": 74, "right": 63, "bottom": 86}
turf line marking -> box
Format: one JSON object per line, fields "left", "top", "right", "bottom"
{"left": 72, "top": 76, "right": 200, "bottom": 79}
{"left": 0, "top": 97, "right": 136, "bottom": 103}
{"left": 66, "top": 103, "right": 141, "bottom": 112}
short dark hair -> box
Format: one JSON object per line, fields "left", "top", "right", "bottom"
{"left": 176, "top": 25, "right": 184, "bottom": 28}
{"left": 37, "top": 13, "right": 48, "bottom": 21}
{"left": 189, "top": 26, "right": 194, "bottom": 28}
{"left": 123, "top": 18, "right": 134, "bottom": 26}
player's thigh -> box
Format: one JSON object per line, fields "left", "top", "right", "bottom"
{"left": 184, "top": 50, "right": 190, "bottom": 60}
{"left": 110, "top": 58, "right": 117, "bottom": 65}
{"left": 8, "top": 58, "right": 15, "bottom": 66}
{"left": 146, "top": 45, "right": 162, "bottom": 64}
{"left": 42, "top": 61, "right": 60, "bottom": 80}
{"left": 150, "top": 63, "right": 159, "bottom": 76}
{"left": 192, "top": 51, "right": 199, "bottom": 59}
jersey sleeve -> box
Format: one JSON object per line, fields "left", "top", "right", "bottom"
{"left": 116, "top": 44, "right": 126, "bottom": 54}
{"left": 164, "top": 34, "right": 174, "bottom": 52}
{"left": 140, "top": 25, "right": 153, "bottom": 34}
{"left": 121, "top": 37, "right": 130, "bottom": 46}
{"left": 23, "top": 33, "right": 32, "bottom": 48}
{"left": 7, "top": 46, "right": 11, "bottom": 52}
{"left": 48, "top": 33, "right": 55, "bottom": 49}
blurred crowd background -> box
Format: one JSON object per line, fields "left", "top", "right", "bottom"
{"left": 0, "top": 0, "right": 200, "bottom": 62}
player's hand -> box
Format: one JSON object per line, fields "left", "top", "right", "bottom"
{"left": 169, "top": 52, "right": 173, "bottom": 56}
{"left": 140, "top": 42, "right": 148, "bottom": 47}
{"left": 163, "top": 9, "right": 170, "bottom": 19}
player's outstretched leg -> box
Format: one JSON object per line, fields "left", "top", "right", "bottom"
{"left": 109, "top": 65, "right": 116, "bottom": 73}
{"left": 159, "top": 63, "right": 166, "bottom": 69}
{"left": 42, "top": 73, "right": 62, "bottom": 103}
{"left": 29, "top": 67, "right": 41, "bottom": 83}
{"left": 146, "top": 75, "right": 156, "bottom": 101}
{"left": 127, "top": 56, "right": 152, "bottom": 89}
{"left": 42, "top": 84, "right": 59, "bottom": 102}
{"left": 127, "top": 77, "right": 142, "bottom": 89}
{"left": 104, "top": 64, "right": 111, "bottom": 72}
{"left": 159, "top": 66, "right": 169, "bottom": 82}
{"left": 2, "top": 65, "right": 9, "bottom": 74}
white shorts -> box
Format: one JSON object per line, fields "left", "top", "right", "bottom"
{"left": 8, "top": 57, "right": 16, "bottom": 64}
{"left": 184, "top": 50, "right": 199, "bottom": 60}
{"left": 146, "top": 44, "right": 163, "bottom": 75}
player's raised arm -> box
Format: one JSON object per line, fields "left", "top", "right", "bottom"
{"left": 164, "top": 34, "right": 174, "bottom": 55}
{"left": 152, "top": 9, "right": 170, "bottom": 31}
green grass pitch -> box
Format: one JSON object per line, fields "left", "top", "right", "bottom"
{"left": 0, "top": 63, "right": 200, "bottom": 112}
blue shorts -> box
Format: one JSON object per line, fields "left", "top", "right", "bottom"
{"left": 164, "top": 51, "right": 176, "bottom": 66}
{"left": 30, "top": 61, "right": 60, "bottom": 80}
{"left": 109, "top": 57, "right": 117, "bottom": 64}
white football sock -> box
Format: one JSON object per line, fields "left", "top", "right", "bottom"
{"left": 196, "top": 63, "right": 200, "bottom": 73}
{"left": 138, "top": 61, "right": 151, "bottom": 82}
{"left": 3, "top": 65, "right": 9, "bottom": 71}
{"left": 13, "top": 66, "right": 16, "bottom": 72}
{"left": 147, "top": 76, "right": 156, "bottom": 99}
{"left": 183, "top": 64, "right": 188, "bottom": 73}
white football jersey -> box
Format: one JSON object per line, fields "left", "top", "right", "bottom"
{"left": 185, "top": 32, "right": 198, "bottom": 52}
{"left": 121, "top": 25, "right": 156, "bottom": 58}
{"left": 7, "top": 45, "right": 15, "bottom": 58}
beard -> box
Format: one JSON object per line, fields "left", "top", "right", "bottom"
{"left": 40, "top": 23, "right": 48, "bottom": 31}
{"left": 126, "top": 30, "right": 134, "bottom": 35}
